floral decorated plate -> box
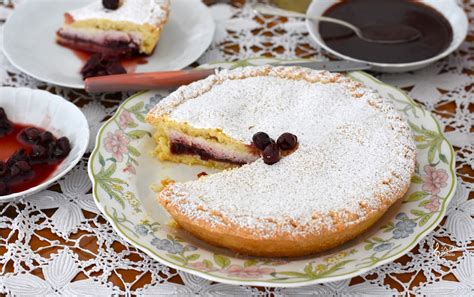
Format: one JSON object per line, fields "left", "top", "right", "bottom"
{"left": 88, "top": 58, "right": 456, "bottom": 287}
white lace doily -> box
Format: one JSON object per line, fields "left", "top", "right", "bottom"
{"left": 0, "top": 1, "right": 473, "bottom": 296}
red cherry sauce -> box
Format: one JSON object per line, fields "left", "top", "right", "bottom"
{"left": 72, "top": 49, "right": 148, "bottom": 74}
{"left": 1, "top": 123, "right": 60, "bottom": 194}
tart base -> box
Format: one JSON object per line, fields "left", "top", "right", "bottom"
{"left": 159, "top": 184, "right": 409, "bottom": 258}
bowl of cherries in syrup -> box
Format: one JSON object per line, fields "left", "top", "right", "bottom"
{"left": 0, "top": 87, "right": 89, "bottom": 201}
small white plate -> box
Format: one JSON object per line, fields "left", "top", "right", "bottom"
{"left": 306, "top": 0, "right": 468, "bottom": 73}
{"left": 0, "top": 87, "right": 89, "bottom": 202}
{"left": 2, "top": 0, "right": 215, "bottom": 89}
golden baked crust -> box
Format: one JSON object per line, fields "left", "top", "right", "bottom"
{"left": 147, "top": 66, "right": 416, "bottom": 257}
{"left": 160, "top": 183, "right": 410, "bottom": 257}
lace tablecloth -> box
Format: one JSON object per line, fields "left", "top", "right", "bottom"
{"left": 0, "top": 1, "right": 473, "bottom": 296}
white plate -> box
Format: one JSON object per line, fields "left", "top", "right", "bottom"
{"left": 3, "top": 0, "right": 215, "bottom": 89}
{"left": 88, "top": 58, "right": 456, "bottom": 287}
{"left": 306, "top": 0, "right": 468, "bottom": 73}
{"left": 0, "top": 87, "right": 89, "bottom": 202}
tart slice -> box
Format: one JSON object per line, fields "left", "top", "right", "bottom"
{"left": 146, "top": 66, "right": 416, "bottom": 257}
{"left": 57, "top": 0, "right": 170, "bottom": 57}
{"left": 145, "top": 116, "right": 260, "bottom": 169}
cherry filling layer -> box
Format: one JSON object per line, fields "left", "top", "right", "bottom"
{"left": 57, "top": 29, "right": 140, "bottom": 57}
{"left": 170, "top": 142, "right": 246, "bottom": 165}
{"left": 167, "top": 130, "right": 259, "bottom": 165}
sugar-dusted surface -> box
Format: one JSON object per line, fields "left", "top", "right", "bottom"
{"left": 152, "top": 66, "right": 416, "bottom": 237}
{"left": 69, "top": 0, "right": 169, "bottom": 26}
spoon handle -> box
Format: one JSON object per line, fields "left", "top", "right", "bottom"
{"left": 252, "top": 4, "right": 361, "bottom": 36}
{"left": 313, "top": 16, "right": 361, "bottom": 35}
{"left": 252, "top": 3, "right": 307, "bottom": 18}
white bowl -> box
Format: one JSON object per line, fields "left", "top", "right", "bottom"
{"left": 306, "top": 0, "right": 468, "bottom": 73}
{"left": 0, "top": 87, "right": 89, "bottom": 201}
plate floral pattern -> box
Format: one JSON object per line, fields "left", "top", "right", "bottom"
{"left": 88, "top": 58, "right": 456, "bottom": 287}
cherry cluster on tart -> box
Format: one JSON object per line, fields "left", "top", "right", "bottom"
{"left": 145, "top": 66, "right": 416, "bottom": 257}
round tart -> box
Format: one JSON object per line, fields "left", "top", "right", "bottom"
{"left": 146, "top": 66, "right": 416, "bottom": 257}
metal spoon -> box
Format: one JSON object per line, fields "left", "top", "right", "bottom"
{"left": 252, "top": 4, "right": 422, "bottom": 44}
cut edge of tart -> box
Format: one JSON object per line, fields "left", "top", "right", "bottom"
{"left": 56, "top": 0, "right": 170, "bottom": 57}
{"left": 145, "top": 66, "right": 416, "bottom": 257}
{"left": 146, "top": 116, "right": 260, "bottom": 169}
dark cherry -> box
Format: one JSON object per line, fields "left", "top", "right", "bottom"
{"left": 81, "top": 55, "right": 104, "bottom": 79}
{"left": 0, "top": 124, "right": 11, "bottom": 137}
{"left": 15, "top": 161, "right": 31, "bottom": 172}
{"left": 10, "top": 161, "right": 32, "bottom": 180}
{"left": 0, "top": 107, "right": 12, "bottom": 137}
{"left": 81, "top": 53, "right": 102, "bottom": 73}
{"left": 52, "top": 137, "right": 71, "bottom": 159}
{"left": 0, "top": 107, "right": 7, "bottom": 120}
{"left": 262, "top": 143, "right": 280, "bottom": 165}
{"left": 9, "top": 164, "right": 20, "bottom": 177}
{"left": 197, "top": 171, "right": 208, "bottom": 178}
{"left": 20, "top": 127, "right": 41, "bottom": 144}
{"left": 277, "top": 133, "right": 298, "bottom": 151}
{"left": 30, "top": 145, "right": 48, "bottom": 162}
{"left": 0, "top": 107, "right": 9, "bottom": 123}
{"left": 0, "top": 161, "right": 7, "bottom": 178}
{"left": 45, "top": 142, "right": 56, "bottom": 158}
{"left": 7, "top": 149, "right": 28, "bottom": 166}
{"left": 40, "top": 131, "right": 54, "bottom": 144}
{"left": 81, "top": 53, "right": 126, "bottom": 79}
{"left": 0, "top": 127, "right": 11, "bottom": 137}
{"left": 252, "top": 132, "right": 274, "bottom": 151}
{"left": 106, "top": 62, "right": 127, "bottom": 75}
{"left": 0, "top": 181, "right": 9, "bottom": 196}
{"left": 103, "top": 0, "right": 120, "bottom": 10}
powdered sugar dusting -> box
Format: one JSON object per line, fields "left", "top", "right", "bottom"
{"left": 151, "top": 66, "right": 416, "bottom": 237}
{"left": 69, "top": 0, "right": 169, "bottom": 26}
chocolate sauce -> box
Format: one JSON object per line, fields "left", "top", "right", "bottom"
{"left": 318, "top": 0, "right": 453, "bottom": 63}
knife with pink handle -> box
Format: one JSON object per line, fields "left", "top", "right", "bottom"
{"left": 85, "top": 68, "right": 216, "bottom": 93}
{"left": 84, "top": 61, "right": 371, "bottom": 93}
